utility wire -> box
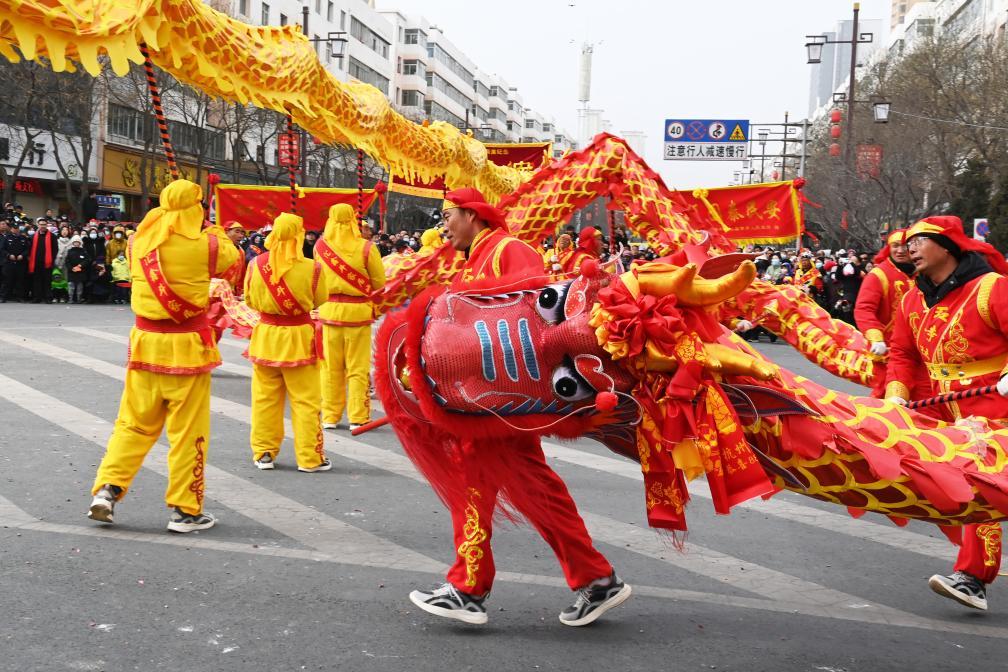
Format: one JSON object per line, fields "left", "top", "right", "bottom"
{"left": 890, "top": 109, "right": 1008, "bottom": 132}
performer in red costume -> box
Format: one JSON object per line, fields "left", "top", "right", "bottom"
{"left": 559, "top": 226, "right": 603, "bottom": 277}
{"left": 407, "top": 187, "right": 631, "bottom": 626}
{"left": 854, "top": 230, "right": 924, "bottom": 398}
{"left": 885, "top": 215, "right": 1008, "bottom": 610}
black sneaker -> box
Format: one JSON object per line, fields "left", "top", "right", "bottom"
{"left": 253, "top": 453, "right": 275, "bottom": 470}
{"left": 87, "top": 484, "right": 122, "bottom": 524}
{"left": 928, "top": 571, "right": 988, "bottom": 610}
{"left": 559, "top": 573, "right": 632, "bottom": 626}
{"left": 409, "top": 582, "right": 488, "bottom": 625}
{"left": 297, "top": 458, "right": 332, "bottom": 473}
{"left": 166, "top": 507, "right": 216, "bottom": 533}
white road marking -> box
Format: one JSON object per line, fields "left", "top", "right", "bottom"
{"left": 63, "top": 326, "right": 252, "bottom": 377}
{"left": 2, "top": 330, "right": 1006, "bottom": 637}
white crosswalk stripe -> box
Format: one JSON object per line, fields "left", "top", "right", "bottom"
{"left": 1, "top": 327, "right": 1006, "bottom": 638}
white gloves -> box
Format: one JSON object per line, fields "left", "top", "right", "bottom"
{"left": 887, "top": 396, "right": 908, "bottom": 406}
{"left": 869, "top": 341, "right": 888, "bottom": 356}
{"left": 734, "top": 320, "right": 754, "bottom": 332}
{"left": 997, "top": 374, "right": 1008, "bottom": 397}
{"left": 551, "top": 263, "right": 562, "bottom": 272}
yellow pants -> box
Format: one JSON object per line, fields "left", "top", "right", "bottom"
{"left": 250, "top": 362, "right": 326, "bottom": 469}
{"left": 92, "top": 368, "right": 211, "bottom": 515}
{"left": 320, "top": 324, "right": 372, "bottom": 425}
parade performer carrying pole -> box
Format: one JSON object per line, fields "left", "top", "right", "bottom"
{"left": 244, "top": 212, "right": 331, "bottom": 472}
{"left": 316, "top": 203, "right": 386, "bottom": 431}
{"left": 885, "top": 215, "right": 1008, "bottom": 610}
{"left": 87, "top": 179, "right": 241, "bottom": 532}
{"left": 854, "top": 229, "right": 921, "bottom": 398}
{"left": 405, "top": 187, "right": 631, "bottom": 627}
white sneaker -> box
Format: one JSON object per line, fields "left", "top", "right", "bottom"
{"left": 253, "top": 453, "right": 275, "bottom": 470}
{"left": 322, "top": 422, "right": 340, "bottom": 430}
{"left": 166, "top": 508, "right": 216, "bottom": 533}
{"left": 349, "top": 423, "right": 362, "bottom": 432}
{"left": 298, "top": 458, "right": 333, "bottom": 473}
{"left": 409, "top": 583, "right": 488, "bottom": 625}
{"left": 87, "top": 484, "right": 121, "bottom": 524}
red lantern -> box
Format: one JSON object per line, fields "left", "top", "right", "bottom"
{"left": 829, "top": 143, "right": 841, "bottom": 157}
{"left": 830, "top": 125, "right": 842, "bottom": 139}
{"left": 830, "top": 109, "right": 842, "bottom": 123}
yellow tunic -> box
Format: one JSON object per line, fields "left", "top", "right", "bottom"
{"left": 245, "top": 256, "right": 328, "bottom": 366}
{"left": 317, "top": 240, "right": 386, "bottom": 326}
{"left": 127, "top": 226, "right": 240, "bottom": 374}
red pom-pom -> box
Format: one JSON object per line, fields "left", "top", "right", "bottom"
{"left": 580, "top": 257, "right": 601, "bottom": 279}
{"left": 594, "top": 391, "right": 618, "bottom": 412}
{"left": 374, "top": 180, "right": 388, "bottom": 194}
{"left": 793, "top": 177, "right": 806, "bottom": 189}
{"left": 207, "top": 172, "right": 221, "bottom": 186}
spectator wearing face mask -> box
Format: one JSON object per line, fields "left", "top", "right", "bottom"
{"left": 111, "top": 250, "right": 131, "bottom": 305}
{"left": 763, "top": 255, "right": 787, "bottom": 283}
{"left": 83, "top": 227, "right": 106, "bottom": 263}
{"left": 105, "top": 225, "right": 128, "bottom": 262}
{"left": 65, "top": 235, "right": 89, "bottom": 303}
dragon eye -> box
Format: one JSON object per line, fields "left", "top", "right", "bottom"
{"left": 551, "top": 362, "right": 595, "bottom": 402}
{"left": 536, "top": 283, "right": 571, "bottom": 324}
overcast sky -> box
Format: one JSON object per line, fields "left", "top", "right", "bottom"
{"left": 375, "top": 0, "right": 891, "bottom": 190}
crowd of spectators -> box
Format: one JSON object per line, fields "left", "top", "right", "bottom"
{"left": 0, "top": 203, "right": 132, "bottom": 304}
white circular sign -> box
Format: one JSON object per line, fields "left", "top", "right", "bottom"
{"left": 666, "top": 121, "right": 684, "bottom": 139}
{"left": 708, "top": 122, "right": 727, "bottom": 140}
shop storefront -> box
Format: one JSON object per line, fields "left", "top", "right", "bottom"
{"left": 101, "top": 145, "right": 210, "bottom": 221}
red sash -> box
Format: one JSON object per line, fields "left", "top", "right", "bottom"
{"left": 315, "top": 237, "right": 373, "bottom": 296}
{"left": 133, "top": 234, "right": 218, "bottom": 324}
{"left": 256, "top": 252, "right": 306, "bottom": 316}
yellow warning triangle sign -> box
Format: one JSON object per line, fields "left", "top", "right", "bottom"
{"left": 729, "top": 124, "right": 746, "bottom": 141}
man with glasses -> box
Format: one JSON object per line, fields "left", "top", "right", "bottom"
{"left": 885, "top": 216, "right": 1008, "bottom": 611}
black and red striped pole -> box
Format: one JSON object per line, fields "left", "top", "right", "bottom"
{"left": 139, "top": 42, "right": 178, "bottom": 181}
{"left": 907, "top": 384, "right": 998, "bottom": 410}
{"left": 356, "top": 148, "right": 365, "bottom": 225}
{"left": 286, "top": 114, "right": 298, "bottom": 214}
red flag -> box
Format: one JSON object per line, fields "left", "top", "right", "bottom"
{"left": 215, "top": 185, "right": 377, "bottom": 232}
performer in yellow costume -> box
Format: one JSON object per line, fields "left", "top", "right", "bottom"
{"left": 316, "top": 204, "right": 386, "bottom": 430}
{"left": 245, "top": 212, "right": 331, "bottom": 472}
{"left": 88, "top": 180, "right": 240, "bottom": 533}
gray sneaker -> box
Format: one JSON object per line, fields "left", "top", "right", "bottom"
{"left": 559, "top": 573, "right": 632, "bottom": 626}
{"left": 87, "top": 484, "right": 122, "bottom": 524}
{"left": 409, "top": 582, "right": 488, "bottom": 625}
{"left": 928, "top": 571, "right": 988, "bottom": 610}
{"left": 166, "top": 507, "right": 216, "bottom": 533}
{"left": 253, "top": 453, "right": 275, "bottom": 470}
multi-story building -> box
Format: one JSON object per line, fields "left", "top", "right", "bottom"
{"left": 892, "top": 0, "right": 929, "bottom": 28}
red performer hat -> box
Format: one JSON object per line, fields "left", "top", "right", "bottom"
{"left": 443, "top": 187, "right": 507, "bottom": 229}
{"left": 904, "top": 216, "right": 1008, "bottom": 275}
{"left": 577, "top": 226, "right": 602, "bottom": 246}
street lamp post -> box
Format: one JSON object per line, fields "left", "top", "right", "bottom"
{"left": 805, "top": 3, "right": 874, "bottom": 167}
{"left": 300, "top": 5, "right": 348, "bottom": 186}
{"left": 758, "top": 129, "right": 768, "bottom": 182}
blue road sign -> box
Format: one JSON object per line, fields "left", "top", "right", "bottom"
{"left": 664, "top": 119, "right": 749, "bottom": 143}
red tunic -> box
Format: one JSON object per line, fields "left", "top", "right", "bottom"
{"left": 886, "top": 271, "right": 1008, "bottom": 422}
{"left": 561, "top": 249, "right": 596, "bottom": 277}
{"left": 854, "top": 259, "right": 913, "bottom": 344}
{"left": 451, "top": 226, "right": 545, "bottom": 289}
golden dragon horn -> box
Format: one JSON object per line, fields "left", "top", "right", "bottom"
{"left": 636, "top": 261, "right": 756, "bottom": 307}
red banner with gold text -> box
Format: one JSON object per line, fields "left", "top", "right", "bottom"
{"left": 215, "top": 185, "right": 377, "bottom": 232}
{"left": 671, "top": 180, "right": 804, "bottom": 246}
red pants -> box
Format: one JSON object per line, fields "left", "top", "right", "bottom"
{"left": 954, "top": 522, "right": 1003, "bottom": 584}
{"left": 445, "top": 438, "right": 612, "bottom": 596}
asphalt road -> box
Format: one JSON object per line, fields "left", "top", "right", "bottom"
{"left": 1, "top": 303, "right": 1005, "bottom": 672}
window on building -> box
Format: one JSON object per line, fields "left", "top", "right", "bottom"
{"left": 402, "top": 60, "right": 425, "bottom": 76}
{"left": 489, "top": 85, "right": 500, "bottom": 98}
{"left": 340, "top": 10, "right": 345, "bottom": 30}
{"left": 348, "top": 56, "right": 390, "bottom": 95}
{"left": 400, "top": 90, "right": 422, "bottom": 107}
{"left": 404, "top": 28, "right": 426, "bottom": 46}
{"left": 542, "top": 123, "right": 552, "bottom": 133}
{"left": 0, "top": 137, "right": 9, "bottom": 161}
{"left": 429, "top": 45, "right": 474, "bottom": 88}
{"left": 315, "top": 0, "right": 321, "bottom": 14}
{"left": 524, "top": 119, "right": 535, "bottom": 129}
{"left": 554, "top": 134, "right": 563, "bottom": 143}
{"left": 260, "top": 2, "right": 269, "bottom": 25}
{"left": 279, "top": 13, "right": 287, "bottom": 26}
{"left": 238, "top": 0, "right": 248, "bottom": 16}
{"left": 327, "top": 1, "right": 333, "bottom": 22}
{"left": 350, "top": 16, "right": 391, "bottom": 59}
